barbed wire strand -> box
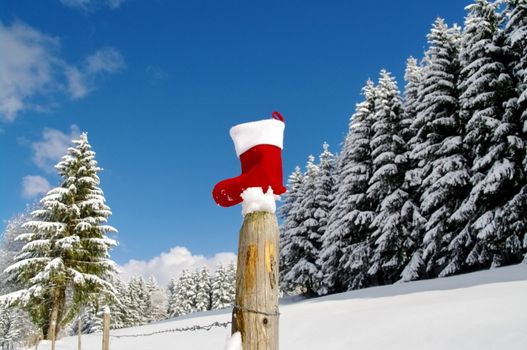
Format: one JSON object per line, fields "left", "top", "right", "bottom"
{"left": 87, "top": 306, "right": 279, "bottom": 339}
{"left": 233, "top": 304, "right": 280, "bottom": 317}
{"left": 108, "top": 321, "right": 231, "bottom": 338}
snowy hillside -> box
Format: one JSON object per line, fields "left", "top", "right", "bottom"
{"left": 35, "top": 264, "right": 527, "bottom": 350}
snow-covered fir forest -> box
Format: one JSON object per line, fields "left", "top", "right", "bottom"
{"left": 1, "top": 0, "right": 527, "bottom": 347}
{"left": 280, "top": 0, "right": 527, "bottom": 296}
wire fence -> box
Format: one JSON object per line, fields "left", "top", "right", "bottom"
{"left": 102, "top": 320, "right": 232, "bottom": 339}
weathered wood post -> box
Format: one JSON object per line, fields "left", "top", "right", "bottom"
{"left": 50, "top": 320, "right": 56, "bottom": 350}
{"left": 77, "top": 315, "right": 82, "bottom": 350}
{"left": 232, "top": 211, "right": 280, "bottom": 349}
{"left": 102, "top": 306, "right": 110, "bottom": 350}
{"left": 34, "top": 332, "right": 40, "bottom": 350}
{"left": 213, "top": 111, "right": 285, "bottom": 348}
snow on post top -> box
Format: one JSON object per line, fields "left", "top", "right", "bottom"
{"left": 240, "top": 187, "right": 279, "bottom": 216}
{"left": 104, "top": 305, "right": 111, "bottom": 314}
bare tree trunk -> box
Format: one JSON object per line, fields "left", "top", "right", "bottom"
{"left": 232, "top": 212, "right": 280, "bottom": 350}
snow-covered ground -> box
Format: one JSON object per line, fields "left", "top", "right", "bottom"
{"left": 36, "top": 264, "right": 527, "bottom": 350}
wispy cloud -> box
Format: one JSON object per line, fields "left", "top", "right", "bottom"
{"left": 119, "top": 246, "right": 236, "bottom": 287}
{"left": 86, "top": 47, "right": 125, "bottom": 74}
{"left": 106, "top": 0, "right": 125, "bottom": 10}
{"left": 0, "top": 20, "right": 125, "bottom": 121}
{"left": 60, "top": 0, "right": 125, "bottom": 11}
{"left": 66, "top": 47, "right": 125, "bottom": 99}
{"left": 21, "top": 175, "right": 51, "bottom": 198}
{"left": 31, "top": 125, "right": 81, "bottom": 172}
{"left": 146, "top": 65, "right": 168, "bottom": 85}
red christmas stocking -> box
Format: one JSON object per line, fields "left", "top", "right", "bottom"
{"left": 213, "top": 112, "right": 287, "bottom": 207}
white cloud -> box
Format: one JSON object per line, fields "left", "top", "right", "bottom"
{"left": 0, "top": 21, "right": 59, "bottom": 121}
{"left": 119, "top": 246, "right": 237, "bottom": 287}
{"left": 60, "top": 0, "right": 125, "bottom": 11}
{"left": 31, "top": 125, "right": 81, "bottom": 172}
{"left": 85, "top": 47, "right": 125, "bottom": 75}
{"left": 65, "top": 48, "right": 125, "bottom": 100}
{"left": 21, "top": 175, "right": 51, "bottom": 198}
{"left": 65, "top": 66, "right": 88, "bottom": 100}
{"left": 106, "top": 0, "right": 125, "bottom": 9}
{"left": 0, "top": 20, "right": 125, "bottom": 121}
{"left": 60, "top": 0, "right": 91, "bottom": 10}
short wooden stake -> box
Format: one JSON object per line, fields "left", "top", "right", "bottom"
{"left": 232, "top": 211, "right": 280, "bottom": 350}
{"left": 50, "top": 320, "right": 56, "bottom": 350}
{"left": 102, "top": 306, "right": 110, "bottom": 350}
{"left": 77, "top": 315, "right": 82, "bottom": 350}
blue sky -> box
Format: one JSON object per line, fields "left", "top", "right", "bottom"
{"left": 1, "top": 0, "right": 471, "bottom": 282}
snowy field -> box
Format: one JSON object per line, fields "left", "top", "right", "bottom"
{"left": 36, "top": 264, "right": 527, "bottom": 350}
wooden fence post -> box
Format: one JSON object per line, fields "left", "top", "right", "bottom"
{"left": 232, "top": 211, "right": 280, "bottom": 350}
{"left": 50, "top": 319, "right": 56, "bottom": 350}
{"left": 77, "top": 315, "right": 82, "bottom": 350}
{"left": 102, "top": 306, "right": 110, "bottom": 350}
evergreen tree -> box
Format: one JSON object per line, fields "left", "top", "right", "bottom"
{"left": 2, "top": 133, "right": 118, "bottom": 339}
{"left": 449, "top": 0, "right": 525, "bottom": 273}
{"left": 168, "top": 270, "right": 195, "bottom": 317}
{"left": 127, "top": 276, "right": 149, "bottom": 325}
{"left": 166, "top": 277, "right": 179, "bottom": 317}
{"left": 401, "top": 57, "right": 422, "bottom": 144}
{"left": 405, "top": 18, "right": 469, "bottom": 279}
{"left": 367, "top": 70, "right": 409, "bottom": 285}
{"left": 399, "top": 56, "right": 427, "bottom": 282}
{"left": 505, "top": 0, "right": 527, "bottom": 261}
{"left": 109, "top": 278, "right": 129, "bottom": 329}
{"left": 145, "top": 277, "right": 167, "bottom": 322}
{"left": 226, "top": 263, "right": 236, "bottom": 303}
{"left": 194, "top": 267, "right": 212, "bottom": 312}
{"left": 0, "top": 305, "right": 35, "bottom": 347}
{"left": 279, "top": 167, "right": 304, "bottom": 292}
{"left": 211, "top": 265, "right": 234, "bottom": 309}
{"left": 0, "top": 210, "right": 31, "bottom": 294}
{"left": 318, "top": 80, "right": 377, "bottom": 294}
{"left": 283, "top": 156, "right": 321, "bottom": 295}
{"left": 313, "top": 143, "right": 336, "bottom": 250}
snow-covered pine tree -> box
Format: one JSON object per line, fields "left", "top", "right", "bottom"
{"left": 108, "top": 277, "right": 129, "bottom": 329}
{"left": 0, "top": 305, "right": 19, "bottom": 348}
{"left": 504, "top": 0, "right": 527, "bottom": 262}
{"left": 505, "top": 0, "right": 527, "bottom": 125}
{"left": 0, "top": 210, "right": 32, "bottom": 294}
{"left": 126, "top": 276, "right": 149, "bottom": 325}
{"left": 211, "top": 265, "right": 234, "bottom": 309}
{"left": 367, "top": 70, "right": 410, "bottom": 285}
{"left": 2, "top": 133, "right": 118, "bottom": 339}
{"left": 313, "top": 143, "right": 336, "bottom": 252}
{"left": 226, "top": 263, "right": 236, "bottom": 302}
{"left": 194, "top": 267, "right": 212, "bottom": 312}
{"left": 318, "top": 80, "right": 377, "bottom": 294}
{"left": 166, "top": 277, "right": 179, "bottom": 317}
{"left": 279, "top": 167, "right": 304, "bottom": 293}
{"left": 80, "top": 302, "right": 104, "bottom": 334}
{"left": 403, "top": 18, "right": 470, "bottom": 280}
{"left": 400, "top": 57, "right": 422, "bottom": 143}
{"left": 0, "top": 304, "right": 36, "bottom": 348}
{"left": 399, "top": 56, "right": 427, "bottom": 282}
{"left": 448, "top": 0, "right": 525, "bottom": 273}
{"left": 283, "top": 155, "right": 321, "bottom": 295}
{"left": 169, "top": 270, "right": 195, "bottom": 317}
{"left": 145, "top": 277, "right": 167, "bottom": 322}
